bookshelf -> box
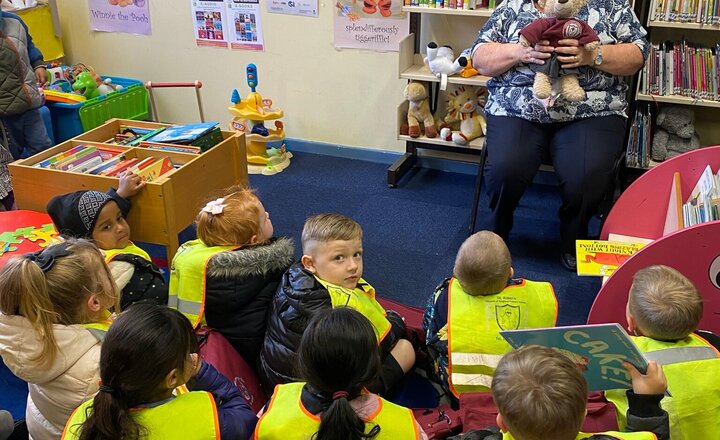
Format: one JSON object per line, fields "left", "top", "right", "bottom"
{"left": 389, "top": 7, "right": 493, "bottom": 187}
{"left": 627, "top": 0, "right": 720, "bottom": 169}
{"left": 8, "top": 119, "right": 248, "bottom": 260}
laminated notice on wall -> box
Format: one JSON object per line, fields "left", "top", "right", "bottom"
{"left": 267, "top": 0, "right": 318, "bottom": 17}
{"left": 88, "top": 0, "right": 151, "bottom": 36}
{"left": 333, "top": 1, "right": 409, "bottom": 52}
{"left": 192, "top": 0, "right": 229, "bottom": 48}
{"left": 227, "top": 0, "right": 264, "bottom": 51}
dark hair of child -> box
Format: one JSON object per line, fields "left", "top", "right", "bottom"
{"left": 77, "top": 304, "right": 199, "bottom": 440}
{"left": 297, "top": 307, "right": 382, "bottom": 440}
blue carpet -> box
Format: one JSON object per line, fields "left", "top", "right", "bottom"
{"left": 249, "top": 152, "right": 601, "bottom": 326}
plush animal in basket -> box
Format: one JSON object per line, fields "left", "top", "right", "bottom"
{"left": 439, "top": 86, "right": 487, "bottom": 145}
{"left": 400, "top": 81, "right": 437, "bottom": 139}
{"left": 518, "top": 0, "right": 600, "bottom": 102}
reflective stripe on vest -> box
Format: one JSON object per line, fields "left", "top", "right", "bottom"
{"left": 448, "top": 277, "right": 558, "bottom": 397}
{"left": 81, "top": 311, "right": 113, "bottom": 341}
{"left": 605, "top": 333, "right": 720, "bottom": 440}
{"left": 168, "top": 239, "right": 237, "bottom": 328}
{"left": 501, "top": 430, "right": 657, "bottom": 439}
{"left": 254, "top": 382, "right": 419, "bottom": 440}
{"left": 104, "top": 242, "right": 152, "bottom": 263}
{"left": 316, "top": 277, "right": 392, "bottom": 343}
{"left": 62, "top": 391, "right": 220, "bottom": 440}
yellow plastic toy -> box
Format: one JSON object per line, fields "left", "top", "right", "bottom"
{"left": 43, "top": 89, "right": 87, "bottom": 104}
{"left": 228, "top": 64, "right": 292, "bottom": 175}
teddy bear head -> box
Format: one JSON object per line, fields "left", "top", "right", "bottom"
{"left": 404, "top": 81, "right": 428, "bottom": 103}
{"left": 543, "top": 0, "right": 586, "bottom": 18}
{"left": 657, "top": 105, "right": 696, "bottom": 139}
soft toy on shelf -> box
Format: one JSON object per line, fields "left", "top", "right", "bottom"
{"left": 439, "top": 86, "right": 487, "bottom": 146}
{"left": 400, "top": 81, "right": 436, "bottom": 139}
{"left": 518, "top": 0, "right": 600, "bottom": 102}
{"left": 228, "top": 63, "right": 292, "bottom": 175}
{"left": 424, "top": 42, "right": 468, "bottom": 79}
{"left": 651, "top": 105, "right": 702, "bottom": 161}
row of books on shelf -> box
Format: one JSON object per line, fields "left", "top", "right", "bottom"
{"left": 403, "top": 0, "right": 495, "bottom": 8}
{"left": 668, "top": 164, "right": 720, "bottom": 229}
{"left": 104, "top": 121, "right": 222, "bottom": 153}
{"left": 625, "top": 103, "right": 653, "bottom": 169}
{"left": 652, "top": 0, "right": 720, "bottom": 24}
{"left": 34, "top": 145, "right": 175, "bottom": 182}
{"left": 640, "top": 40, "right": 720, "bottom": 100}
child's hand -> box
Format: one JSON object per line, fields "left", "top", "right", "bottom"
{"left": 35, "top": 66, "right": 47, "bottom": 86}
{"left": 622, "top": 361, "right": 667, "bottom": 395}
{"left": 117, "top": 172, "right": 146, "bottom": 199}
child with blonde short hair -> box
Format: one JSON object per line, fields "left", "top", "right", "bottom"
{"left": 606, "top": 265, "right": 720, "bottom": 439}
{"left": 0, "top": 239, "right": 118, "bottom": 440}
{"left": 169, "top": 186, "right": 293, "bottom": 364}
{"left": 488, "top": 345, "right": 669, "bottom": 440}
{"left": 259, "top": 213, "right": 415, "bottom": 395}
{"left": 423, "top": 231, "right": 558, "bottom": 400}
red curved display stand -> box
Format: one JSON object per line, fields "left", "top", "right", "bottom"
{"left": 0, "top": 210, "right": 55, "bottom": 268}
{"left": 590, "top": 147, "right": 720, "bottom": 334}
{"left": 600, "top": 146, "right": 720, "bottom": 240}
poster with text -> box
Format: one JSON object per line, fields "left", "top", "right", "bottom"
{"left": 333, "top": 1, "right": 408, "bottom": 51}
{"left": 226, "top": 0, "right": 264, "bottom": 51}
{"left": 267, "top": 0, "right": 318, "bottom": 17}
{"left": 192, "top": 0, "right": 229, "bottom": 48}
{"left": 88, "top": 0, "right": 151, "bottom": 35}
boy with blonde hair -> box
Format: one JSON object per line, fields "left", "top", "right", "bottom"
{"left": 606, "top": 265, "right": 720, "bottom": 439}
{"left": 485, "top": 345, "right": 669, "bottom": 440}
{"left": 259, "top": 213, "right": 416, "bottom": 395}
{"left": 423, "top": 231, "right": 558, "bottom": 400}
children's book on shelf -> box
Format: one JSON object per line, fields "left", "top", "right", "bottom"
{"left": 101, "top": 158, "right": 140, "bottom": 177}
{"left": 664, "top": 171, "right": 683, "bottom": 235}
{"left": 681, "top": 164, "right": 720, "bottom": 227}
{"left": 140, "top": 141, "right": 202, "bottom": 154}
{"left": 575, "top": 240, "right": 647, "bottom": 277}
{"left": 145, "top": 122, "right": 218, "bottom": 144}
{"left": 131, "top": 157, "right": 174, "bottom": 182}
{"left": 500, "top": 323, "right": 649, "bottom": 391}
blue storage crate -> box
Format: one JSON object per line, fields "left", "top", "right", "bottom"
{"left": 46, "top": 76, "right": 149, "bottom": 143}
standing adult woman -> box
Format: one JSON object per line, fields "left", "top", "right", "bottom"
{"left": 471, "top": 0, "right": 649, "bottom": 270}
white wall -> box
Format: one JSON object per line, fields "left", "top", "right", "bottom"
{"left": 57, "top": 0, "right": 410, "bottom": 152}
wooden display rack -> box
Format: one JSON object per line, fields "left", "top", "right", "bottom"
{"left": 9, "top": 119, "right": 248, "bottom": 261}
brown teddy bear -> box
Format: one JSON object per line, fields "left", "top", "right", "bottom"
{"left": 400, "top": 81, "right": 437, "bottom": 138}
{"left": 518, "top": 0, "right": 600, "bottom": 102}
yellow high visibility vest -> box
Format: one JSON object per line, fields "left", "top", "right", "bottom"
{"left": 103, "top": 242, "right": 152, "bottom": 263}
{"left": 62, "top": 390, "right": 220, "bottom": 440}
{"left": 254, "top": 382, "right": 419, "bottom": 440}
{"left": 316, "top": 277, "right": 392, "bottom": 343}
{"left": 168, "top": 239, "right": 237, "bottom": 328}
{"left": 501, "top": 430, "right": 657, "bottom": 439}
{"left": 447, "top": 277, "right": 558, "bottom": 397}
{"left": 605, "top": 333, "right": 720, "bottom": 439}
{"left": 80, "top": 310, "right": 113, "bottom": 341}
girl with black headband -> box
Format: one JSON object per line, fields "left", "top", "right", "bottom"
{"left": 0, "top": 239, "right": 119, "bottom": 440}
{"left": 255, "top": 307, "right": 426, "bottom": 440}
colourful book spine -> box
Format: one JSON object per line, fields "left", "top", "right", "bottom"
{"left": 102, "top": 158, "right": 140, "bottom": 177}
{"left": 36, "top": 145, "right": 86, "bottom": 168}
{"left": 52, "top": 147, "right": 98, "bottom": 170}
{"left": 61, "top": 151, "right": 102, "bottom": 172}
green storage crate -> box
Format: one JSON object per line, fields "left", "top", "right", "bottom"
{"left": 79, "top": 84, "right": 149, "bottom": 132}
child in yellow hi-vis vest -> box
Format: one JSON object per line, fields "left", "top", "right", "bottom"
{"left": 259, "top": 213, "right": 416, "bottom": 395}
{"left": 47, "top": 172, "right": 168, "bottom": 309}
{"left": 423, "top": 231, "right": 558, "bottom": 401}
{"left": 479, "top": 345, "right": 670, "bottom": 440}
{"left": 62, "top": 303, "right": 258, "bottom": 440}
{"left": 0, "top": 239, "right": 119, "bottom": 440}
{"left": 255, "top": 307, "right": 426, "bottom": 439}
{"left": 606, "top": 265, "right": 720, "bottom": 439}
{"left": 168, "top": 186, "right": 293, "bottom": 365}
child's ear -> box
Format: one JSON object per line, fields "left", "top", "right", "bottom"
{"left": 301, "top": 255, "right": 316, "bottom": 273}
{"left": 625, "top": 302, "right": 641, "bottom": 336}
{"left": 86, "top": 294, "right": 103, "bottom": 313}
{"left": 165, "top": 368, "right": 181, "bottom": 390}
{"left": 509, "top": 266, "right": 515, "bottom": 279}
{"left": 249, "top": 234, "right": 258, "bottom": 244}
{"left": 496, "top": 413, "right": 508, "bottom": 433}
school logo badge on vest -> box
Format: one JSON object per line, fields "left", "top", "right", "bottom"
{"left": 563, "top": 20, "right": 582, "bottom": 39}
{"left": 496, "top": 304, "right": 520, "bottom": 330}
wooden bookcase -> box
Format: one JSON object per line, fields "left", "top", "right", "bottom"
{"left": 389, "top": 6, "right": 493, "bottom": 187}
{"left": 9, "top": 119, "right": 248, "bottom": 260}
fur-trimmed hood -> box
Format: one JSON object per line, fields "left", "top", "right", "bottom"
{"left": 207, "top": 236, "right": 295, "bottom": 280}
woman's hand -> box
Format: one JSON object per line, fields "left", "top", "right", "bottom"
{"left": 517, "top": 40, "right": 553, "bottom": 65}
{"left": 555, "top": 38, "right": 596, "bottom": 68}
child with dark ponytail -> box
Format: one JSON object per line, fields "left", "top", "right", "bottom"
{"left": 62, "top": 304, "right": 257, "bottom": 440}
{"left": 254, "top": 307, "right": 426, "bottom": 440}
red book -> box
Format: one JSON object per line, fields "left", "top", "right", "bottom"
{"left": 102, "top": 158, "right": 140, "bottom": 177}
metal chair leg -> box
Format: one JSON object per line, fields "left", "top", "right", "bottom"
{"left": 469, "top": 142, "right": 488, "bottom": 236}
